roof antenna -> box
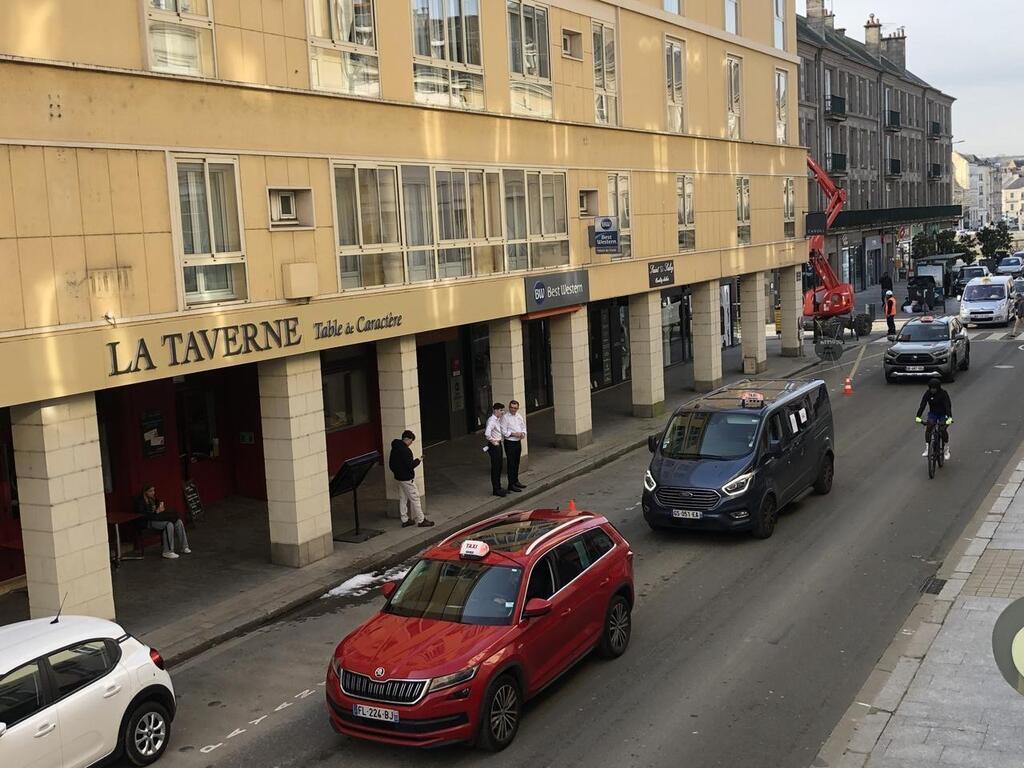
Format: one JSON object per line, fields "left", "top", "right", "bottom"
{"left": 50, "top": 592, "right": 69, "bottom": 624}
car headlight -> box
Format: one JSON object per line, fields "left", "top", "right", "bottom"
{"left": 722, "top": 471, "right": 755, "bottom": 497}
{"left": 643, "top": 469, "right": 657, "bottom": 492}
{"left": 330, "top": 657, "right": 342, "bottom": 679}
{"left": 428, "top": 666, "right": 477, "bottom": 693}
{"left": 884, "top": 349, "right": 897, "bottom": 359}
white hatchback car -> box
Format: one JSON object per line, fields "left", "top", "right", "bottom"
{"left": 0, "top": 615, "right": 175, "bottom": 768}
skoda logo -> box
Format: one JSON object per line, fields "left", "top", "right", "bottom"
{"left": 374, "top": 667, "right": 385, "bottom": 679}
{"left": 533, "top": 281, "right": 546, "bottom": 304}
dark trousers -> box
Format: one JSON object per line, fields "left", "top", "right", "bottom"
{"left": 925, "top": 418, "right": 949, "bottom": 447}
{"left": 886, "top": 315, "right": 896, "bottom": 335}
{"left": 504, "top": 440, "right": 522, "bottom": 488}
{"left": 487, "top": 444, "right": 504, "bottom": 492}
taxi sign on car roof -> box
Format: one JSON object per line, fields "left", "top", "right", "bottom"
{"left": 459, "top": 540, "right": 490, "bottom": 560}
{"left": 738, "top": 391, "right": 765, "bottom": 408}
{"left": 920, "top": 315, "right": 935, "bottom": 323}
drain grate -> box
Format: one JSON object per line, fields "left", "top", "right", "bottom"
{"left": 922, "top": 576, "right": 947, "bottom": 595}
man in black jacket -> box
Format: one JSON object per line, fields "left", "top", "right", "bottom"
{"left": 880, "top": 272, "right": 894, "bottom": 304}
{"left": 915, "top": 378, "right": 953, "bottom": 461}
{"left": 388, "top": 430, "right": 433, "bottom": 528}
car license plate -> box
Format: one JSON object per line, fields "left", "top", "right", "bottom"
{"left": 672, "top": 509, "right": 702, "bottom": 519}
{"left": 907, "top": 365, "right": 925, "bottom": 372}
{"left": 353, "top": 704, "right": 400, "bottom": 723}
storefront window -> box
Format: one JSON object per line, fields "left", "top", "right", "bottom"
{"left": 321, "top": 347, "right": 372, "bottom": 431}
{"left": 185, "top": 390, "right": 217, "bottom": 458}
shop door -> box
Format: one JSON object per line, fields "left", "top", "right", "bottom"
{"left": 465, "top": 325, "right": 492, "bottom": 433}
{"left": 417, "top": 343, "right": 450, "bottom": 446}
{"left": 523, "top": 319, "right": 553, "bottom": 411}
{"left": 0, "top": 409, "right": 23, "bottom": 582}
{"left": 176, "top": 375, "right": 233, "bottom": 503}
{"left": 589, "top": 305, "right": 613, "bottom": 390}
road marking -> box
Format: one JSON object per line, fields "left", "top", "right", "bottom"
{"left": 847, "top": 343, "right": 869, "bottom": 380}
{"left": 995, "top": 365, "right": 1015, "bottom": 369}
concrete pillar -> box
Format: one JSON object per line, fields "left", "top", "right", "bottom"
{"left": 691, "top": 280, "right": 724, "bottom": 391}
{"left": 489, "top": 317, "right": 528, "bottom": 463}
{"left": 377, "top": 336, "right": 425, "bottom": 515}
{"left": 740, "top": 271, "right": 768, "bottom": 374}
{"left": 550, "top": 309, "right": 592, "bottom": 449}
{"left": 12, "top": 394, "right": 114, "bottom": 619}
{"left": 628, "top": 292, "right": 665, "bottom": 417}
{"left": 258, "top": 352, "right": 333, "bottom": 568}
{"left": 780, "top": 264, "right": 804, "bottom": 357}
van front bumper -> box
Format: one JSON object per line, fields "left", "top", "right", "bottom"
{"left": 641, "top": 488, "right": 754, "bottom": 532}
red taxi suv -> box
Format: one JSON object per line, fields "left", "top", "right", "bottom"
{"left": 325, "top": 508, "right": 634, "bottom": 751}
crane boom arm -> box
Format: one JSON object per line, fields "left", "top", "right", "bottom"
{"left": 806, "top": 155, "right": 847, "bottom": 291}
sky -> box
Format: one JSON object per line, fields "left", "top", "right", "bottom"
{"left": 796, "top": 0, "right": 1024, "bottom": 158}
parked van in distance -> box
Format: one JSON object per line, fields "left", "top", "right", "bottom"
{"left": 642, "top": 379, "right": 834, "bottom": 539}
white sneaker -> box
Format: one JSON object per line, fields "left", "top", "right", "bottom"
{"left": 162, "top": 552, "right": 179, "bottom": 560}
{"left": 182, "top": 547, "right": 192, "bottom": 554}
{"left": 944, "top": 447, "right": 951, "bottom": 461}
{"left": 922, "top": 448, "right": 929, "bottom": 457}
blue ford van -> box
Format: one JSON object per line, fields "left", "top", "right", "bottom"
{"left": 641, "top": 379, "right": 834, "bottom": 539}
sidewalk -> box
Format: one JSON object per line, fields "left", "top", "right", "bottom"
{"left": 0, "top": 336, "right": 818, "bottom": 665}
{"left": 817, "top": 442, "right": 1024, "bottom": 768}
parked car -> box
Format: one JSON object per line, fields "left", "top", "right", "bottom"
{"left": 954, "top": 264, "right": 991, "bottom": 296}
{"left": 959, "top": 275, "right": 1015, "bottom": 326}
{"left": 642, "top": 379, "right": 834, "bottom": 540}
{"left": 995, "top": 253, "right": 1024, "bottom": 277}
{"left": 884, "top": 315, "right": 970, "bottom": 383}
{"left": 325, "top": 509, "right": 634, "bottom": 751}
{"left": 0, "top": 616, "right": 175, "bottom": 768}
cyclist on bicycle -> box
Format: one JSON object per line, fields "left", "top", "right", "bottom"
{"left": 916, "top": 377, "right": 953, "bottom": 460}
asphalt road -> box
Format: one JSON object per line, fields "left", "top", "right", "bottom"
{"left": 148, "top": 331, "right": 1024, "bottom": 768}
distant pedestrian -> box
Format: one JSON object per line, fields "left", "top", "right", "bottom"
{"left": 880, "top": 272, "right": 894, "bottom": 304}
{"left": 485, "top": 403, "right": 507, "bottom": 497}
{"left": 501, "top": 400, "right": 527, "bottom": 493}
{"left": 1014, "top": 294, "right": 1024, "bottom": 336}
{"left": 388, "top": 430, "right": 433, "bottom": 528}
{"left": 884, "top": 290, "right": 898, "bottom": 336}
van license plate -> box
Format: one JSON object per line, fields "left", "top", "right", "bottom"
{"left": 906, "top": 365, "right": 925, "bottom": 372}
{"left": 353, "top": 704, "right": 400, "bottom": 723}
{"left": 672, "top": 509, "right": 702, "bottom": 519}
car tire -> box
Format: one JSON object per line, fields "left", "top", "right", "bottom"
{"left": 123, "top": 700, "right": 171, "bottom": 767}
{"left": 598, "top": 595, "right": 632, "bottom": 659}
{"left": 885, "top": 371, "right": 895, "bottom": 384}
{"left": 476, "top": 674, "right": 521, "bottom": 752}
{"left": 813, "top": 454, "right": 834, "bottom": 495}
{"left": 943, "top": 356, "right": 957, "bottom": 383}
{"left": 960, "top": 345, "right": 971, "bottom": 371}
{"left": 751, "top": 494, "right": 778, "bottom": 540}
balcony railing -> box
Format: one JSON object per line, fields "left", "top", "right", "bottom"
{"left": 885, "top": 110, "right": 902, "bottom": 131}
{"left": 928, "top": 121, "right": 941, "bottom": 140}
{"left": 886, "top": 158, "right": 903, "bottom": 177}
{"left": 928, "top": 163, "right": 943, "bottom": 179}
{"left": 826, "top": 152, "right": 847, "bottom": 174}
{"left": 824, "top": 94, "right": 847, "bottom": 120}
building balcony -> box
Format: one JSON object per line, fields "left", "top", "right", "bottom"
{"left": 826, "top": 152, "right": 848, "bottom": 174}
{"left": 886, "top": 158, "right": 903, "bottom": 177}
{"left": 928, "top": 121, "right": 942, "bottom": 140}
{"left": 824, "top": 95, "right": 847, "bottom": 121}
{"left": 885, "top": 110, "right": 902, "bottom": 131}
{"left": 928, "top": 163, "right": 943, "bottom": 180}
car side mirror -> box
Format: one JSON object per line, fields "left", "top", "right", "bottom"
{"left": 647, "top": 434, "right": 659, "bottom": 453}
{"left": 523, "top": 597, "right": 552, "bottom": 619}
{"left": 380, "top": 581, "right": 397, "bottom": 600}
{"left": 766, "top": 439, "right": 783, "bottom": 458}
{"left": 887, "top": 334, "right": 896, "bottom": 343}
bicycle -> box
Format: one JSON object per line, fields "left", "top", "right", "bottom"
{"left": 917, "top": 416, "right": 952, "bottom": 479}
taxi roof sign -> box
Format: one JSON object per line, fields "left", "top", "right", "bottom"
{"left": 920, "top": 315, "right": 935, "bottom": 323}
{"left": 738, "top": 391, "right": 765, "bottom": 408}
{"left": 459, "top": 540, "right": 490, "bottom": 560}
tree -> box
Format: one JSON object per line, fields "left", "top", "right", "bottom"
{"left": 977, "top": 225, "right": 1002, "bottom": 260}
{"left": 996, "top": 220, "right": 1013, "bottom": 253}
{"left": 956, "top": 233, "right": 978, "bottom": 264}
{"left": 935, "top": 229, "right": 957, "bottom": 254}
{"left": 912, "top": 231, "right": 936, "bottom": 258}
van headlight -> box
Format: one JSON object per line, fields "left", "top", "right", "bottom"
{"left": 643, "top": 469, "right": 657, "bottom": 492}
{"left": 722, "top": 471, "right": 755, "bottom": 497}
{"left": 428, "top": 666, "right": 477, "bottom": 693}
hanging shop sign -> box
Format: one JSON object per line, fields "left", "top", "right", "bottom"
{"left": 648, "top": 260, "right": 675, "bottom": 288}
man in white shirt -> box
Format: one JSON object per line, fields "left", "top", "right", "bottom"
{"left": 500, "top": 399, "right": 527, "bottom": 492}
{"left": 484, "top": 402, "right": 507, "bottom": 497}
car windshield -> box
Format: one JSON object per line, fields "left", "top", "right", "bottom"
{"left": 897, "top": 323, "right": 949, "bottom": 342}
{"left": 999, "top": 257, "right": 1021, "bottom": 267}
{"left": 963, "top": 284, "right": 1006, "bottom": 301}
{"left": 385, "top": 558, "right": 523, "bottom": 626}
{"left": 660, "top": 410, "right": 760, "bottom": 460}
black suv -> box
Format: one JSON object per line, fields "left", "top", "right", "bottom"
{"left": 642, "top": 379, "right": 834, "bottom": 539}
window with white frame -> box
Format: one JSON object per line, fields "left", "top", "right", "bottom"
{"left": 411, "top": 0, "right": 484, "bottom": 111}
{"left": 736, "top": 176, "right": 751, "bottom": 245}
{"left": 725, "top": 0, "right": 739, "bottom": 34}
{"left": 507, "top": 1, "right": 552, "bottom": 117}
{"left": 334, "top": 164, "right": 403, "bottom": 288}
{"left": 144, "top": 0, "right": 215, "bottom": 77}
{"left": 607, "top": 173, "right": 631, "bottom": 259}
{"left": 592, "top": 22, "right": 618, "bottom": 126}
{"left": 775, "top": 69, "right": 788, "bottom": 144}
{"left": 175, "top": 157, "right": 247, "bottom": 305}
{"left": 726, "top": 55, "right": 742, "bottom": 139}
{"left": 664, "top": 0, "right": 680, "bottom": 12}
{"left": 676, "top": 175, "right": 695, "bottom": 252}
{"left": 505, "top": 170, "right": 569, "bottom": 270}
{"left": 783, "top": 177, "right": 796, "bottom": 238}
{"left": 665, "top": 38, "right": 685, "bottom": 133}
{"left": 773, "top": 0, "right": 785, "bottom": 50}
{"left": 308, "top": 0, "right": 380, "bottom": 98}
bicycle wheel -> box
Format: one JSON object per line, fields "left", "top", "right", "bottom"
{"left": 928, "top": 447, "right": 936, "bottom": 479}
{"left": 937, "top": 440, "right": 945, "bottom": 468}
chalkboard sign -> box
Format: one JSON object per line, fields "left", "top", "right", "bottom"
{"left": 182, "top": 480, "right": 204, "bottom": 523}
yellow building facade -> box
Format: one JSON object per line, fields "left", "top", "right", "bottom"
{"left": 0, "top": 0, "right": 807, "bottom": 619}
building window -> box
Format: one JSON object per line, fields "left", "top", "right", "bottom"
{"left": 773, "top": 0, "right": 785, "bottom": 50}
{"left": 664, "top": 0, "right": 680, "bottom": 12}
{"left": 507, "top": 1, "right": 552, "bottom": 117}
{"left": 308, "top": 0, "right": 380, "bottom": 97}
{"left": 411, "top": 0, "right": 484, "bottom": 110}
{"left": 334, "top": 164, "right": 403, "bottom": 288}
{"left": 775, "top": 69, "right": 788, "bottom": 144}
{"left": 736, "top": 176, "right": 751, "bottom": 245}
{"left": 592, "top": 22, "right": 618, "bottom": 126}
{"left": 783, "top": 177, "right": 795, "bottom": 238}
{"left": 144, "top": 0, "right": 215, "bottom": 77}
{"left": 726, "top": 55, "right": 742, "bottom": 139}
{"left": 175, "top": 157, "right": 247, "bottom": 305}
{"left": 504, "top": 170, "right": 569, "bottom": 270}
{"left": 665, "top": 38, "right": 685, "bottom": 133}
{"left": 724, "top": 0, "right": 739, "bottom": 34}
{"left": 561, "top": 28, "right": 583, "bottom": 59}
{"left": 676, "top": 175, "right": 695, "bottom": 252}
{"left": 322, "top": 347, "right": 371, "bottom": 431}
{"left": 607, "top": 173, "right": 631, "bottom": 259}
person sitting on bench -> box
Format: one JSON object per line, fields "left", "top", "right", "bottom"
{"left": 134, "top": 482, "right": 191, "bottom": 560}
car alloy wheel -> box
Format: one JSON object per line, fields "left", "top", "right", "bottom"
{"left": 751, "top": 495, "right": 777, "bottom": 539}
{"left": 489, "top": 681, "right": 519, "bottom": 745}
{"left": 135, "top": 711, "right": 167, "bottom": 757}
{"left": 124, "top": 701, "right": 171, "bottom": 766}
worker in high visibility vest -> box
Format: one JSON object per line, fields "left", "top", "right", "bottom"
{"left": 884, "top": 290, "right": 898, "bottom": 336}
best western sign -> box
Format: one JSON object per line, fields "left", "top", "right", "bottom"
{"left": 524, "top": 270, "right": 590, "bottom": 313}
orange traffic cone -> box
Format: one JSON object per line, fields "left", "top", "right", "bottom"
{"left": 567, "top": 499, "right": 577, "bottom": 512}
{"left": 843, "top": 377, "right": 853, "bottom": 396}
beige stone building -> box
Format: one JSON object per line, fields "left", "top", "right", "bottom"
{"left": 0, "top": 0, "right": 807, "bottom": 619}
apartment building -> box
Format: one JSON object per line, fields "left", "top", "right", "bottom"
{"left": 953, "top": 152, "right": 999, "bottom": 230}
{"left": 798, "top": 2, "right": 958, "bottom": 290}
{"left": 0, "top": 0, "right": 806, "bottom": 620}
